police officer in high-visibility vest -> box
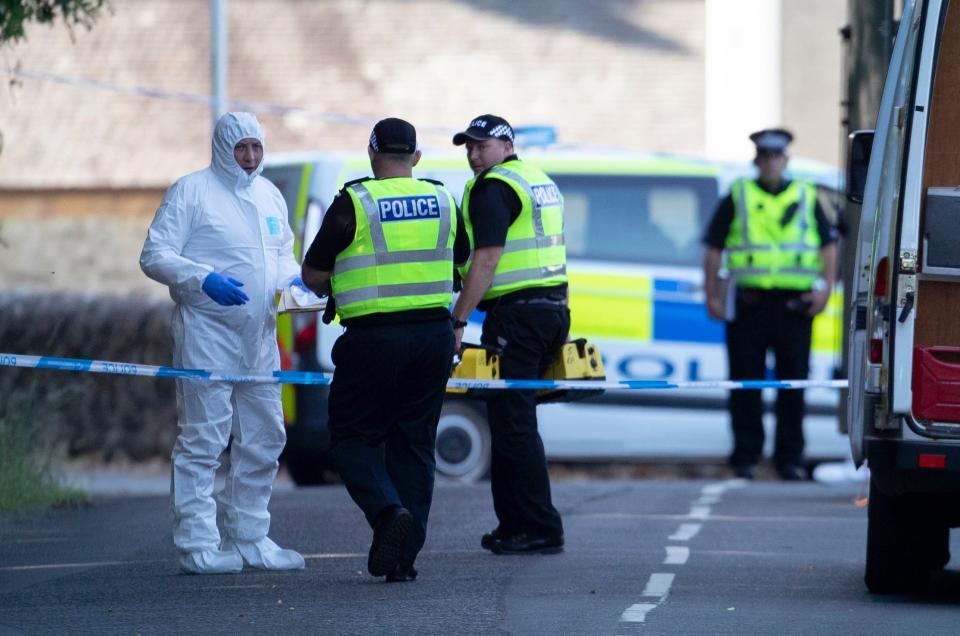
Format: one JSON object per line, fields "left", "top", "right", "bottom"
{"left": 301, "top": 118, "right": 469, "bottom": 582}
{"left": 450, "top": 114, "right": 568, "bottom": 554}
{"left": 703, "top": 128, "right": 838, "bottom": 481}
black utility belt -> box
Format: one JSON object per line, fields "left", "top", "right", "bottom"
{"left": 736, "top": 287, "right": 808, "bottom": 298}
{"left": 503, "top": 296, "right": 567, "bottom": 306}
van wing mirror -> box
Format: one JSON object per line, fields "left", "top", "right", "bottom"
{"left": 846, "top": 130, "right": 874, "bottom": 204}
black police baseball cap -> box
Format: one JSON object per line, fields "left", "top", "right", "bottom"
{"left": 749, "top": 128, "right": 794, "bottom": 155}
{"left": 452, "top": 114, "right": 515, "bottom": 145}
{"left": 369, "top": 118, "right": 417, "bottom": 154}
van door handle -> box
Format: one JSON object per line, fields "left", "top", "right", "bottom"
{"left": 898, "top": 291, "right": 914, "bottom": 323}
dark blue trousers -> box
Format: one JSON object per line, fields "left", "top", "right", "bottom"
{"left": 327, "top": 319, "right": 454, "bottom": 556}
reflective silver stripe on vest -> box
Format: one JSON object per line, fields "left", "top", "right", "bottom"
{"left": 335, "top": 248, "right": 455, "bottom": 273}
{"left": 734, "top": 180, "right": 750, "bottom": 245}
{"left": 726, "top": 244, "right": 772, "bottom": 253}
{"left": 507, "top": 234, "right": 565, "bottom": 251}
{"left": 491, "top": 264, "right": 567, "bottom": 287}
{"left": 335, "top": 280, "right": 452, "bottom": 306}
{"left": 490, "top": 165, "right": 560, "bottom": 247}
{"left": 341, "top": 182, "right": 453, "bottom": 271}
{"left": 795, "top": 184, "right": 810, "bottom": 238}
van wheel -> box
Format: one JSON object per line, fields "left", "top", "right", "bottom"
{"left": 435, "top": 401, "right": 491, "bottom": 483}
{"left": 864, "top": 476, "right": 935, "bottom": 594}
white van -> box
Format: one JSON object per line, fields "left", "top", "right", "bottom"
{"left": 845, "top": 0, "right": 960, "bottom": 594}
{"left": 264, "top": 146, "right": 846, "bottom": 484}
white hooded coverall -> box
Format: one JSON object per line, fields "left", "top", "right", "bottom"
{"left": 140, "top": 113, "right": 301, "bottom": 567}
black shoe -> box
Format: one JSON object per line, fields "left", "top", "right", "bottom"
{"left": 732, "top": 464, "right": 755, "bottom": 480}
{"left": 491, "top": 532, "right": 564, "bottom": 555}
{"left": 368, "top": 506, "right": 415, "bottom": 577}
{"left": 480, "top": 527, "right": 509, "bottom": 551}
{"left": 385, "top": 563, "right": 418, "bottom": 583}
{"left": 777, "top": 464, "right": 807, "bottom": 481}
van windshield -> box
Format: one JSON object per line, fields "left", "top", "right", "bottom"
{"left": 550, "top": 174, "right": 718, "bottom": 267}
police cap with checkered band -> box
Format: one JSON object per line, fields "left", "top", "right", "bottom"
{"left": 452, "top": 114, "right": 515, "bottom": 145}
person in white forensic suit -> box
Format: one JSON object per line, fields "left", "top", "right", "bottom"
{"left": 140, "top": 112, "right": 306, "bottom": 574}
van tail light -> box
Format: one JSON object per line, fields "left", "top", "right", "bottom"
{"left": 873, "top": 256, "right": 889, "bottom": 297}
{"left": 869, "top": 338, "right": 884, "bottom": 363}
{"left": 918, "top": 454, "right": 946, "bottom": 469}
{"left": 294, "top": 318, "right": 317, "bottom": 354}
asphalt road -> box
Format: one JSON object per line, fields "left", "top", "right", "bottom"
{"left": 2, "top": 477, "right": 960, "bottom": 635}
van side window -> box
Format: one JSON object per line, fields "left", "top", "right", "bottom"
{"left": 551, "top": 174, "right": 718, "bottom": 267}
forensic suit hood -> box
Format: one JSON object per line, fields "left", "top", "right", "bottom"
{"left": 140, "top": 111, "right": 301, "bottom": 371}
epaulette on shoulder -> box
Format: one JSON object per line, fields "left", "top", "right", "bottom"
{"left": 343, "top": 176, "right": 372, "bottom": 189}
{"left": 420, "top": 177, "right": 446, "bottom": 186}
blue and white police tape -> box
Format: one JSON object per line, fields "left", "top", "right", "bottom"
{"left": 0, "top": 353, "right": 849, "bottom": 391}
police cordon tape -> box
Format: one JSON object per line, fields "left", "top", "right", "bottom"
{"left": 0, "top": 353, "right": 849, "bottom": 391}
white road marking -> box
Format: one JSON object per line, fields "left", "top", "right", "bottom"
{"left": 621, "top": 478, "right": 748, "bottom": 626}
{"left": 688, "top": 505, "right": 711, "bottom": 520}
{"left": 642, "top": 572, "right": 675, "bottom": 597}
{"left": 620, "top": 603, "right": 658, "bottom": 623}
{"left": 0, "top": 551, "right": 367, "bottom": 572}
{"left": 664, "top": 546, "right": 689, "bottom": 565}
{"left": 669, "top": 523, "right": 702, "bottom": 541}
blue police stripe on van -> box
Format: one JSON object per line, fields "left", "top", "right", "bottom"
{"left": 652, "top": 279, "right": 724, "bottom": 344}
{"left": 378, "top": 195, "right": 441, "bottom": 222}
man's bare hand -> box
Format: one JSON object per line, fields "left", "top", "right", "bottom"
{"left": 801, "top": 289, "right": 831, "bottom": 317}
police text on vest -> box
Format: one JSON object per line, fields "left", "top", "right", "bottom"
{"left": 378, "top": 196, "right": 441, "bottom": 222}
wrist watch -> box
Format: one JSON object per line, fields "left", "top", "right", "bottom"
{"left": 451, "top": 317, "right": 468, "bottom": 329}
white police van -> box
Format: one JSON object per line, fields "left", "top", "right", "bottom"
{"left": 264, "top": 143, "right": 847, "bottom": 485}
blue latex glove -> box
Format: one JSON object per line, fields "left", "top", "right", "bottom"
{"left": 290, "top": 276, "right": 310, "bottom": 291}
{"left": 202, "top": 272, "right": 249, "bottom": 306}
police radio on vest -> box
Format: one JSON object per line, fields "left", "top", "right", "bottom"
{"left": 378, "top": 195, "right": 441, "bottom": 222}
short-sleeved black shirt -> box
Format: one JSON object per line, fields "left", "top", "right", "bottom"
{"left": 303, "top": 177, "right": 470, "bottom": 327}
{"left": 702, "top": 178, "right": 839, "bottom": 249}
{"left": 467, "top": 157, "right": 568, "bottom": 310}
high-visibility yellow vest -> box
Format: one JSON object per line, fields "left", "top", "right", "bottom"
{"left": 725, "top": 177, "right": 822, "bottom": 290}
{"left": 332, "top": 177, "right": 457, "bottom": 320}
{"left": 459, "top": 159, "right": 567, "bottom": 300}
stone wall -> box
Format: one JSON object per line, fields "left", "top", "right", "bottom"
{"left": 0, "top": 292, "right": 177, "bottom": 461}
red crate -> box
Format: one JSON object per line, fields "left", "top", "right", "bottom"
{"left": 912, "top": 346, "right": 960, "bottom": 422}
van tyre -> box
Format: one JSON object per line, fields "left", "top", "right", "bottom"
{"left": 864, "top": 476, "right": 938, "bottom": 594}
{"left": 435, "top": 401, "right": 491, "bottom": 483}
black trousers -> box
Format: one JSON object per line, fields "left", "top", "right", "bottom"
{"left": 481, "top": 301, "right": 569, "bottom": 538}
{"left": 725, "top": 289, "right": 813, "bottom": 469}
{"left": 327, "top": 319, "right": 455, "bottom": 557}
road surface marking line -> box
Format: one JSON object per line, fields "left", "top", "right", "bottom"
{"left": 664, "top": 546, "right": 690, "bottom": 565}
{"left": 702, "top": 479, "right": 747, "bottom": 496}
{"left": 620, "top": 603, "right": 658, "bottom": 623}
{"left": 688, "top": 505, "right": 711, "bottom": 520}
{"left": 696, "top": 494, "right": 720, "bottom": 505}
{"left": 1, "top": 560, "right": 134, "bottom": 571}
{"left": 0, "top": 551, "right": 367, "bottom": 572}
{"left": 668, "top": 523, "right": 702, "bottom": 541}
{"left": 641, "top": 572, "right": 675, "bottom": 597}
{"left": 302, "top": 552, "right": 365, "bottom": 560}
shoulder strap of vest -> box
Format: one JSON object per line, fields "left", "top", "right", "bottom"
{"left": 342, "top": 176, "right": 372, "bottom": 191}
{"left": 420, "top": 177, "right": 445, "bottom": 186}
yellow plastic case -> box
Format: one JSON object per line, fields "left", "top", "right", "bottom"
{"left": 447, "top": 339, "right": 605, "bottom": 403}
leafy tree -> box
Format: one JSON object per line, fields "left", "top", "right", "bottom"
{"left": 0, "top": 0, "right": 105, "bottom": 45}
